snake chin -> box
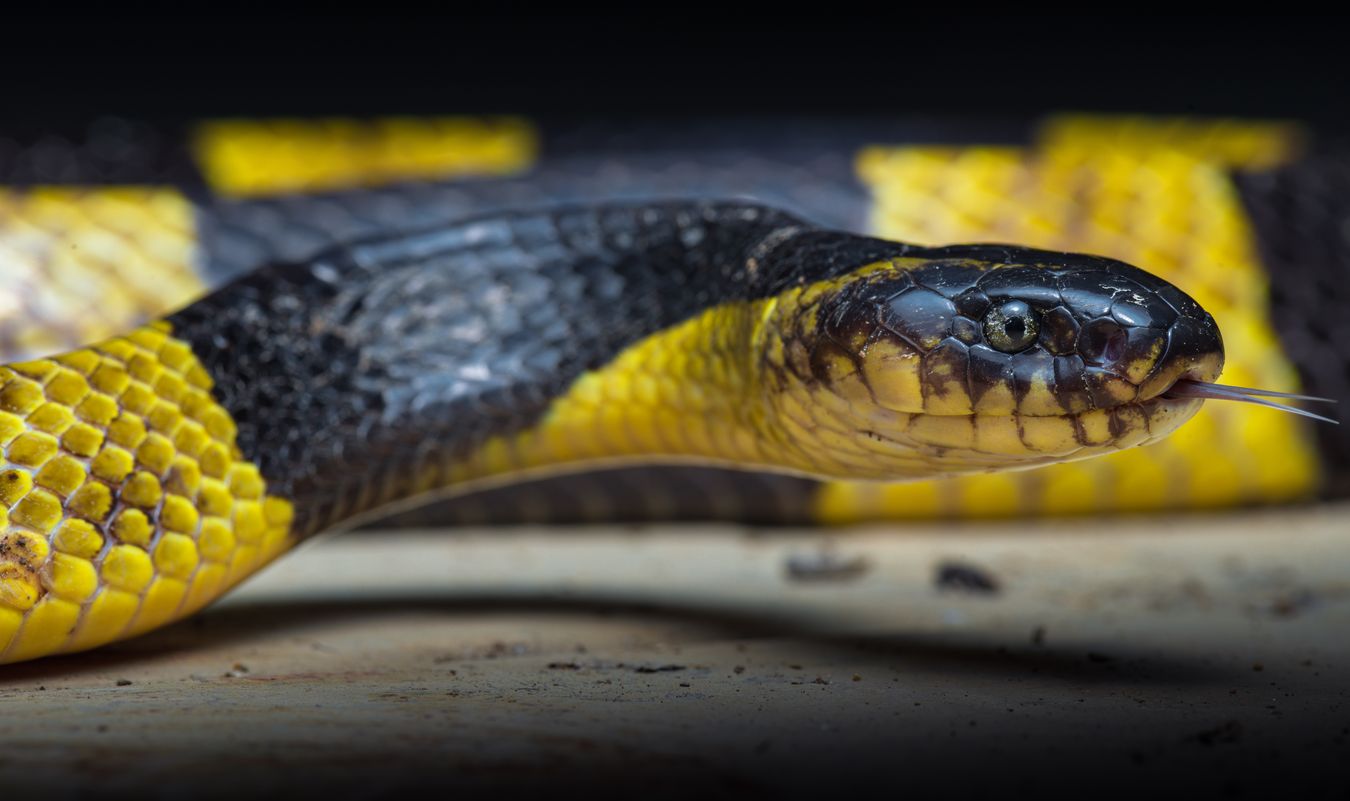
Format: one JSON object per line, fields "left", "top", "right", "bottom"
{"left": 1134, "top": 395, "right": 1206, "bottom": 440}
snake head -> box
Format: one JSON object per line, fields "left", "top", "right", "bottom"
{"left": 760, "top": 247, "right": 1227, "bottom": 479}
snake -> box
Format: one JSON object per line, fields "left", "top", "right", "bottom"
{"left": 2, "top": 194, "right": 1333, "bottom": 666}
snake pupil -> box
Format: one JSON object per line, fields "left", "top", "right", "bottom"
{"left": 983, "top": 300, "right": 1040, "bottom": 353}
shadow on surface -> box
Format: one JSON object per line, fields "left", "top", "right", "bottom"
{"left": 0, "top": 591, "right": 1242, "bottom": 688}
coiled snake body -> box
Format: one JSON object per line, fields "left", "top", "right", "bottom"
{"left": 0, "top": 200, "right": 1238, "bottom": 664}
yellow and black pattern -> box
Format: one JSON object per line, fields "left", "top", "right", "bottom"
{"left": 0, "top": 188, "right": 203, "bottom": 362}
{"left": 447, "top": 257, "right": 1213, "bottom": 491}
{"left": 821, "top": 119, "right": 1319, "bottom": 520}
{"left": 1235, "top": 152, "right": 1350, "bottom": 495}
{"left": 0, "top": 115, "right": 1332, "bottom": 665}
{"left": 0, "top": 323, "right": 292, "bottom": 662}
{"left": 0, "top": 113, "right": 1343, "bottom": 532}
{"left": 160, "top": 198, "right": 1223, "bottom": 535}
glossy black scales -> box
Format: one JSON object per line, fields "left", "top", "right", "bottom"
{"left": 168, "top": 202, "right": 913, "bottom": 536}
{"left": 169, "top": 199, "right": 1232, "bottom": 533}
{"left": 806, "top": 245, "right": 1222, "bottom": 416}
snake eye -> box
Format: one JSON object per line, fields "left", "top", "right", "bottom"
{"left": 982, "top": 300, "right": 1040, "bottom": 353}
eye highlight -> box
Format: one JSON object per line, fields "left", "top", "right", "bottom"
{"left": 982, "top": 300, "right": 1040, "bottom": 353}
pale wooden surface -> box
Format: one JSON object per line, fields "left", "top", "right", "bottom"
{"left": 1, "top": 504, "right": 1348, "bottom": 797}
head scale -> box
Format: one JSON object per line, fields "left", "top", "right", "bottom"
{"left": 757, "top": 246, "right": 1224, "bottom": 479}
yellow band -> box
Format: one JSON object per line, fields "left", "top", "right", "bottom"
{"left": 0, "top": 323, "right": 293, "bottom": 663}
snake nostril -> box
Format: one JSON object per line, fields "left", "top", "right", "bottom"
{"left": 1079, "top": 318, "right": 1127, "bottom": 365}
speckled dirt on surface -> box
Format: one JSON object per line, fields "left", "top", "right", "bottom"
{"left": 1, "top": 504, "right": 1348, "bottom": 798}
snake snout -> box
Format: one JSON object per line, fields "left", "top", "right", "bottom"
{"left": 1056, "top": 266, "right": 1224, "bottom": 407}
{"left": 1074, "top": 261, "right": 1226, "bottom": 402}
{"left": 1136, "top": 312, "right": 1226, "bottom": 403}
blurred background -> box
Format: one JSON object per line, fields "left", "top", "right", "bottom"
{"left": 1, "top": 12, "right": 1348, "bottom": 799}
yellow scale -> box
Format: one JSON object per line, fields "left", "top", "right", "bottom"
{"left": 0, "top": 188, "right": 204, "bottom": 362}
{"left": 0, "top": 117, "right": 536, "bottom": 661}
{"left": 0, "top": 323, "right": 293, "bottom": 660}
{"left": 193, "top": 116, "right": 537, "bottom": 197}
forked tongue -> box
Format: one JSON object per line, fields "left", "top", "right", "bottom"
{"left": 1163, "top": 381, "right": 1339, "bottom": 425}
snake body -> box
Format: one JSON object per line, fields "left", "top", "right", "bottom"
{"left": 0, "top": 200, "right": 1224, "bottom": 664}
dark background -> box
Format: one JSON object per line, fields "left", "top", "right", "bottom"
{"left": 2, "top": 13, "right": 1346, "bottom": 130}
{"left": 2, "top": 13, "right": 1347, "bottom": 799}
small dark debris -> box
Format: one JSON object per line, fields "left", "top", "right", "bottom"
{"left": 1031, "top": 626, "right": 1046, "bottom": 646}
{"left": 547, "top": 662, "right": 581, "bottom": 670}
{"left": 678, "top": 682, "right": 691, "bottom": 688}
{"left": 633, "top": 664, "right": 685, "bottom": 674}
{"left": 1087, "top": 652, "right": 1114, "bottom": 664}
{"left": 733, "top": 665, "right": 746, "bottom": 674}
{"left": 812, "top": 676, "right": 830, "bottom": 685}
{"left": 784, "top": 550, "right": 872, "bottom": 582}
{"left": 1268, "top": 590, "right": 1318, "bottom": 618}
{"left": 115, "top": 679, "right": 132, "bottom": 687}
{"left": 484, "top": 641, "right": 529, "bottom": 659}
{"left": 96, "top": 724, "right": 109, "bottom": 733}
{"left": 1186, "top": 720, "right": 1243, "bottom": 747}
{"left": 1252, "top": 662, "right": 1265, "bottom": 672}
{"left": 935, "top": 561, "right": 1000, "bottom": 595}
{"left": 852, "top": 674, "right": 862, "bottom": 682}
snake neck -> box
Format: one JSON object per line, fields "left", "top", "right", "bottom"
{"left": 164, "top": 202, "right": 912, "bottom": 537}
{"left": 441, "top": 298, "right": 774, "bottom": 493}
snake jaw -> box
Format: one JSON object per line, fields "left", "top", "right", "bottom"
{"left": 1072, "top": 319, "right": 1224, "bottom": 447}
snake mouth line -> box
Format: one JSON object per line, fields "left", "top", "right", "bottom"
{"left": 1163, "top": 379, "right": 1339, "bottom": 424}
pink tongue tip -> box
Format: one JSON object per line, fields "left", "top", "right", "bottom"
{"left": 1163, "top": 380, "right": 1339, "bottom": 425}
